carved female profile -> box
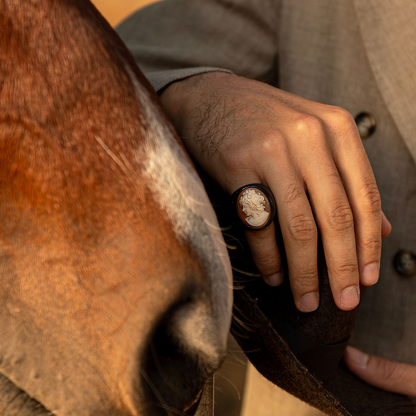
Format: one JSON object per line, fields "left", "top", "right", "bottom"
{"left": 239, "top": 188, "right": 270, "bottom": 227}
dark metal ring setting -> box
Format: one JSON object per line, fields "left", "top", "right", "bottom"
{"left": 231, "top": 184, "right": 276, "bottom": 231}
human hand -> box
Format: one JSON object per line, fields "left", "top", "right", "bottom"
{"left": 344, "top": 346, "right": 416, "bottom": 397}
{"left": 160, "top": 72, "right": 391, "bottom": 312}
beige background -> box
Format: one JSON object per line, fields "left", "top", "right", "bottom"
{"left": 91, "top": 0, "right": 159, "bottom": 26}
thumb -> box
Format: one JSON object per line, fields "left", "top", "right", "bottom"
{"left": 344, "top": 346, "right": 416, "bottom": 397}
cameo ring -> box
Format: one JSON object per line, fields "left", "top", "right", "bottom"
{"left": 231, "top": 184, "right": 276, "bottom": 231}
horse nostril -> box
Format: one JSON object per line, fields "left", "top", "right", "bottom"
{"left": 140, "top": 298, "right": 225, "bottom": 416}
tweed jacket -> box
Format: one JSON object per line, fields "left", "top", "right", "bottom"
{"left": 117, "top": 0, "right": 416, "bottom": 414}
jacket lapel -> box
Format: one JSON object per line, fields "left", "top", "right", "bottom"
{"left": 353, "top": 0, "right": 416, "bottom": 162}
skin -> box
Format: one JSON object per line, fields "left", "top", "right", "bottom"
{"left": 344, "top": 346, "right": 416, "bottom": 397}
{"left": 160, "top": 71, "right": 391, "bottom": 313}
{"left": 341, "top": 221, "right": 415, "bottom": 397}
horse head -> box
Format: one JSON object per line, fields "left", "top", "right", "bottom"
{"left": 0, "top": 1, "right": 232, "bottom": 414}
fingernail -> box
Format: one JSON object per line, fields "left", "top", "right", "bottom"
{"left": 266, "top": 272, "right": 284, "bottom": 286}
{"left": 346, "top": 346, "right": 369, "bottom": 368}
{"left": 300, "top": 292, "right": 319, "bottom": 312}
{"left": 362, "top": 263, "right": 379, "bottom": 285}
{"left": 340, "top": 286, "right": 360, "bottom": 309}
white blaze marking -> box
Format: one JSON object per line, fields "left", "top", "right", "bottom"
{"left": 125, "top": 66, "right": 233, "bottom": 362}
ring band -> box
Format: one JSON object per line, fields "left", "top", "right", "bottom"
{"left": 231, "top": 184, "right": 276, "bottom": 230}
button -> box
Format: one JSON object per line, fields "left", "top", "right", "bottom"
{"left": 355, "top": 112, "right": 377, "bottom": 139}
{"left": 393, "top": 250, "right": 416, "bottom": 277}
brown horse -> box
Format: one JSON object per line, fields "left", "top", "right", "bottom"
{"left": 0, "top": 1, "right": 232, "bottom": 415}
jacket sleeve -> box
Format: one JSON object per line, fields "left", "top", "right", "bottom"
{"left": 116, "top": 0, "right": 280, "bottom": 92}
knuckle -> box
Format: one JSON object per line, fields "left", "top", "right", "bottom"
{"left": 283, "top": 181, "right": 303, "bottom": 204}
{"left": 294, "top": 114, "right": 325, "bottom": 138}
{"left": 326, "top": 201, "right": 354, "bottom": 232}
{"left": 334, "top": 262, "right": 358, "bottom": 276}
{"left": 326, "top": 106, "right": 356, "bottom": 128}
{"left": 357, "top": 182, "right": 381, "bottom": 214}
{"left": 260, "top": 131, "right": 285, "bottom": 153}
{"left": 375, "top": 359, "right": 403, "bottom": 384}
{"left": 322, "top": 106, "right": 363, "bottom": 147}
{"left": 287, "top": 213, "right": 317, "bottom": 242}
{"left": 254, "top": 253, "right": 279, "bottom": 273}
{"left": 360, "top": 237, "right": 382, "bottom": 254}
{"left": 296, "top": 268, "right": 318, "bottom": 285}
